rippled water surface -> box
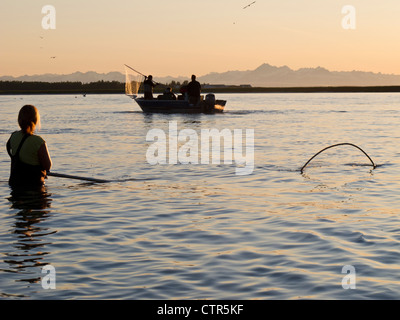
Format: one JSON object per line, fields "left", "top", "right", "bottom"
{"left": 1, "top": 93, "right": 400, "bottom": 299}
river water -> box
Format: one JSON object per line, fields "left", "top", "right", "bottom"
{"left": 0, "top": 92, "right": 400, "bottom": 299}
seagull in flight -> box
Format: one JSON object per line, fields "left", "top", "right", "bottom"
{"left": 243, "top": 1, "right": 256, "bottom": 9}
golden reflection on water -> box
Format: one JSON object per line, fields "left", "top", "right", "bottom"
{"left": 5, "top": 187, "right": 55, "bottom": 285}
{"left": 2, "top": 93, "right": 400, "bottom": 299}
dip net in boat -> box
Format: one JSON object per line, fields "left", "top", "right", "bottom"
{"left": 125, "top": 65, "right": 144, "bottom": 98}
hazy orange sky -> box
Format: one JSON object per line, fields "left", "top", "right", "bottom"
{"left": 1, "top": 0, "right": 400, "bottom": 77}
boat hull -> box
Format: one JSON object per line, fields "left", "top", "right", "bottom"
{"left": 134, "top": 98, "right": 226, "bottom": 114}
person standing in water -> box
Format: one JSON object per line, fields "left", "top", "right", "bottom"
{"left": 6, "top": 105, "right": 52, "bottom": 188}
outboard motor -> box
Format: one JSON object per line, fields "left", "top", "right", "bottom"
{"left": 205, "top": 93, "right": 216, "bottom": 106}
{"left": 202, "top": 93, "right": 215, "bottom": 112}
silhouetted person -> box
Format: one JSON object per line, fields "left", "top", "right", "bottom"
{"left": 187, "top": 75, "right": 201, "bottom": 105}
{"left": 143, "top": 75, "right": 158, "bottom": 99}
{"left": 6, "top": 105, "right": 52, "bottom": 189}
{"left": 159, "top": 87, "right": 176, "bottom": 100}
{"left": 178, "top": 84, "right": 188, "bottom": 100}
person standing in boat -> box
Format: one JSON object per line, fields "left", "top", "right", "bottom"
{"left": 6, "top": 105, "right": 52, "bottom": 189}
{"left": 143, "top": 75, "right": 158, "bottom": 99}
{"left": 187, "top": 74, "right": 201, "bottom": 105}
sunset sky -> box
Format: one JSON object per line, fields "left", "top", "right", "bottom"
{"left": 1, "top": 0, "right": 400, "bottom": 78}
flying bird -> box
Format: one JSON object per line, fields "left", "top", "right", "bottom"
{"left": 243, "top": 1, "right": 256, "bottom": 9}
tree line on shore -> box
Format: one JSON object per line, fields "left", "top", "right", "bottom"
{"left": 1, "top": 80, "right": 400, "bottom": 94}
{"left": 0, "top": 80, "right": 125, "bottom": 94}
{"left": 0, "top": 80, "right": 192, "bottom": 94}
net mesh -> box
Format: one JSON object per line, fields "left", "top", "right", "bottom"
{"left": 125, "top": 66, "right": 144, "bottom": 98}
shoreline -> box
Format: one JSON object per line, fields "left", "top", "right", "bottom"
{"left": 1, "top": 82, "right": 400, "bottom": 95}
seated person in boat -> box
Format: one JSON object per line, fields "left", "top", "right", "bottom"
{"left": 158, "top": 87, "right": 176, "bottom": 100}
{"left": 187, "top": 75, "right": 201, "bottom": 105}
{"left": 178, "top": 85, "right": 188, "bottom": 100}
{"left": 143, "top": 75, "right": 158, "bottom": 99}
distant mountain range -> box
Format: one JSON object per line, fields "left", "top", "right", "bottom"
{"left": 2, "top": 64, "right": 400, "bottom": 87}
{"left": 200, "top": 64, "right": 400, "bottom": 87}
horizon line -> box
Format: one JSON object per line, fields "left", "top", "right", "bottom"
{"left": 2, "top": 63, "right": 400, "bottom": 78}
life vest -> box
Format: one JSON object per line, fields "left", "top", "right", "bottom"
{"left": 6, "top": 133, "right": 46, "bottom": 188}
